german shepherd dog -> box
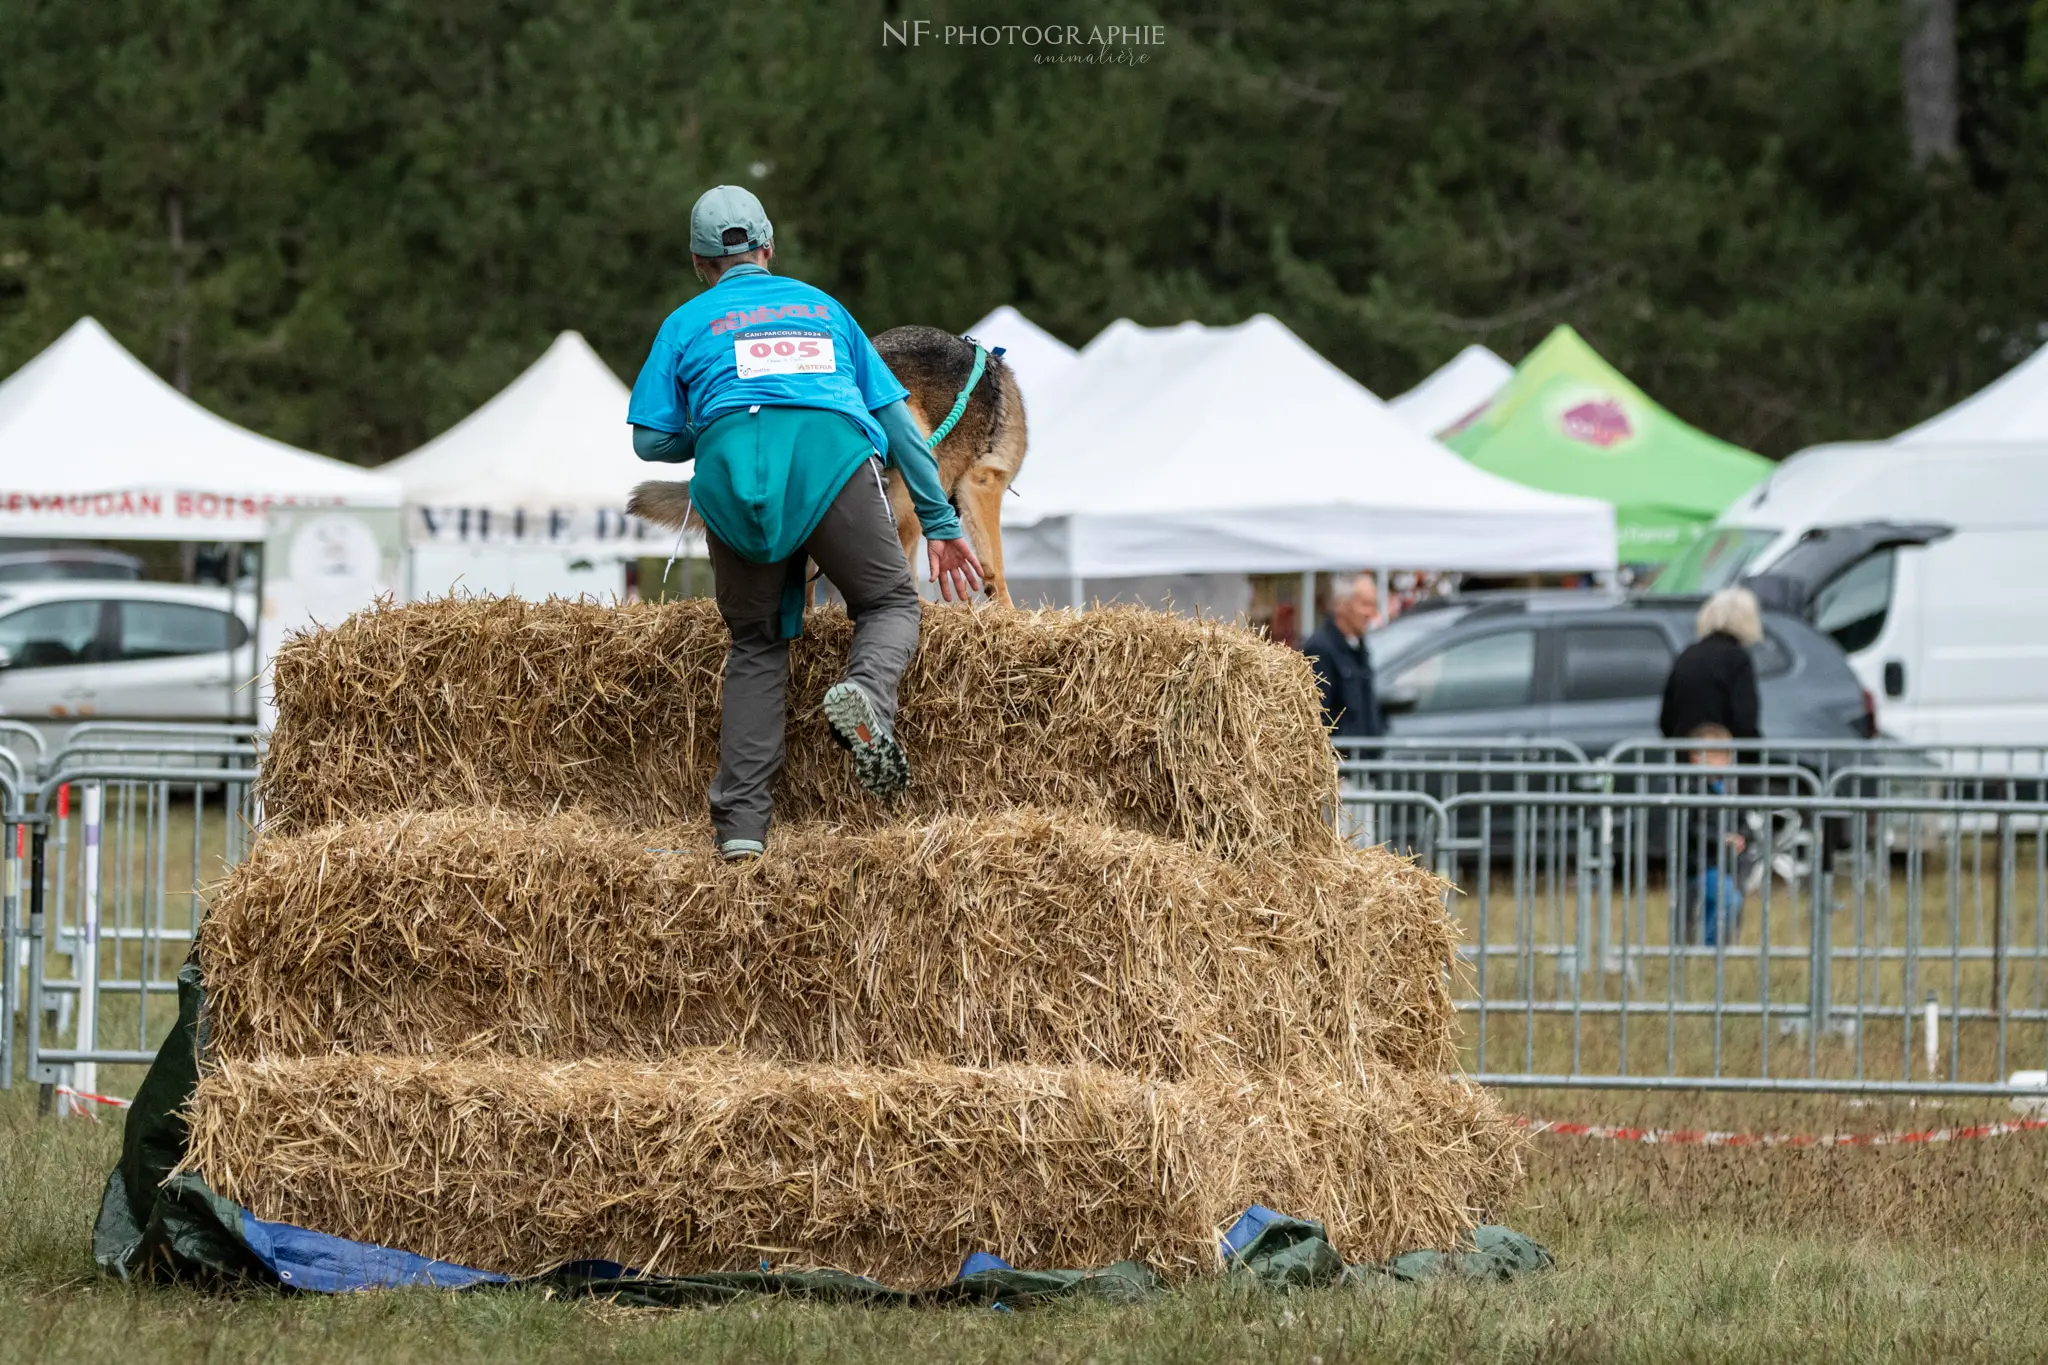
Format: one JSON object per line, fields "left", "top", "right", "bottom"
{"left": 628, "top": 326, "right": 1027, "bottom": 606}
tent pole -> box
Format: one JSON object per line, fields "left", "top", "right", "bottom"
{"left": 249, "top": 540, "right": 266, "bottom": 726}
{"left": 1067, "top": 521, "right": 1084, "bottom": 614}
{"left": 221, "top": 542, "right": 237, "bottom": 725}
{"left": 1299, "top": 570, "right": 1317, "bottom": 642}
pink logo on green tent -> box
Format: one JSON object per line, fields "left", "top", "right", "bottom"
{"left": 1558, "top": 395, "right": 1633, "bottom": 448}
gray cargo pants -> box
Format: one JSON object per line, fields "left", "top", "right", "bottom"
{"left": 705, "top": 456, "right": 922, "bottom": 844}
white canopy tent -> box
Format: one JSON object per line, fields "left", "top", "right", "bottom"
{"left": 962, "top": 306, "right": 1080, "bottom": 420}
{"left": 0, "top": 317, "right": 405, "bottom": 727}
{"left": 1899, "top": 339, "right": 2048, "bottom": 444}
{"left": 999, "top": 316, "right": 1616, "bottom": 601}
{"left": 379, "top": 331, "right": 678, "bottom": 599}
{"left": 1386, "top": 344, "right": 1513, "bottom": 438}
{"left": 0, "top": 317, "right": 400, "bottom": 539}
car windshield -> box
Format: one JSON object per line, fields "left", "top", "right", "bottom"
{"left": 1367, "top": 604, "right": 1474, "bottom": 663}
{"left": 1647, "top": 527, "right": 1780, "bottom": 594}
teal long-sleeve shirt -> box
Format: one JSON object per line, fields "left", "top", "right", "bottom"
{"left": 871, "top": 401, "right": 962, "bottom": 542}
{"left": 631, "top": 400, "right": 963, "bottom": 544}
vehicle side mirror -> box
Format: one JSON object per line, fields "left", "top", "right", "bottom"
{"left": 1380, "top": 683, "right": 1420, "bottom": 716}
{"left": 0, "top": 645, "right": 16, "bottom": 670}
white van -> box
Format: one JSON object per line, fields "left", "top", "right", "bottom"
{"left": 1653, "top": 441, "right": 2048, "bottom": 745}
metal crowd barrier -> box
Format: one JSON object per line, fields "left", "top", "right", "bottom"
{"left": 1335, "top": 736, "right": 1593, "bottom": 765}
{"left": 1335, "top": 740, "right": 2048, "bottom": 1096}
{"left": 0, "top": 769, "right": 26, "bottom": 1095}
{"left": 1, "top": 723, "right": 261, "bottom": 1114}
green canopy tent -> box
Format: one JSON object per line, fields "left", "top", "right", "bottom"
{"left": 1444, "top": 326, "right": 1771, "bottom": 566}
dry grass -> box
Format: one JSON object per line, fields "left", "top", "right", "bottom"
{"left": 182, "top": 1051, "right": 1523, "bottom": 1286}
{"left": 199, "top": 806, "right": 1455, "bottom": 1076}
{"left": 260, "top": 598, "right": 1340, "bottom": 862}
{"left": 1525, "top": 1089, "right": 2048, "bottom": 1249}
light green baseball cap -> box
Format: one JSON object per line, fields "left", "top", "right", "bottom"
{"left": 690, "top": 185, "right": 774, "bottom": 257}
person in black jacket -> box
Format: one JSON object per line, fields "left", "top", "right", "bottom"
{"left": 1659, "top": 587, "right": 1763, "bottom": 744}
{"left": 1661, "top": 586, "right": 1763, "bottom": 944}
{"left": 1303, "top": 572, "right": 1385, "bottom": 739}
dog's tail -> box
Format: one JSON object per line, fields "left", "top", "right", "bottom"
{"left": 628, "top": 480, "right": 697, "bottom": 530}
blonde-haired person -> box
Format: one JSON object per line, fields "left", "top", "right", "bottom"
{"left": 1695, "top": 585, "right": 1764, "bottom": 646}
{"left": 1658, "top": 586, "right": 1763, "bottom": 750}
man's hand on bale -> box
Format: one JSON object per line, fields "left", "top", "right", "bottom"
{"left": 928, "top": 537, "right": 984, "bottom": 602}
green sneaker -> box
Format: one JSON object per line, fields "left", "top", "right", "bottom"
{"left": 822, "top": 681, "right": 911, "bottom": 798}
{"left": 719, "top": 838, "right": 765, "bottom": 862}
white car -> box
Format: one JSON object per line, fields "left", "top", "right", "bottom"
{"left": 0, "top": 582, "right": 256, "bottom": 722}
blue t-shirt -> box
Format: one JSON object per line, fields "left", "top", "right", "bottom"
{"left": 627, "top": 265, "right": 907, "bottom": 454}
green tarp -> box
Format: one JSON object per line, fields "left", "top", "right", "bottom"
{"left": 94, "top": 959, "right": 1551, "bottom": 1306}
{"left": 1445, "top": 326, "right": 1771, "bottom": 565}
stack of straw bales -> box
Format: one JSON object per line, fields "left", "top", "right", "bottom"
{"left": 186, "top": 598, "right": 1521, "bottom": 1284}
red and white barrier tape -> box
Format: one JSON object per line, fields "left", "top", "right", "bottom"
{"left": 55, "top": 1084, "right": 132, "bottom": 1115}
{"left": 1522, "top": 1114, "right": 2048, "bottom": 1147}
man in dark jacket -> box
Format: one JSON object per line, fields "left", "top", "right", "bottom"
{"left": 1303, "top": 573, "right": 1385, "bottom": 739}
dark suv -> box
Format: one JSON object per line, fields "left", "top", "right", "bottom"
{"left": 1368, "top": 592, "right": 1872, "bottom": 755}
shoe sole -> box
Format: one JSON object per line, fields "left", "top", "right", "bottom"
{"left": 822, "top": 682, "right": 910, "bottom": 798}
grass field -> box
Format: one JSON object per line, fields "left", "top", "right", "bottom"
{"left": 6, "top": 1078, "right": 2048, "bottom": 1364}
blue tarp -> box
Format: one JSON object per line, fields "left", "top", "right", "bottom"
{"left": 238, "top": 1212, "right": 510, "bottom": 1293}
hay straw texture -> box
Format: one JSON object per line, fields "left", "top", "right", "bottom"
{"left": 261, "top": 598, "right": 1341, "bottom": 862}
{"left": 184, "top": 1053, "right": 1523, "bottom": 1284}
{"left": 199, "top": 807, "right": 1456, "bottom": 1076}
{"left": 210, "top": 596, "right": 1517, "bottom": 1284}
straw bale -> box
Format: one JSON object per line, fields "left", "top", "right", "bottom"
{"left": 260, "top": 597, "right": 1341, "bottom": 861}
{"left": 200, "top": 806, "right": 1456, "bottom": 1076}
{"left": 183, "top": 1052, "right": 1523, "bottom": 1284}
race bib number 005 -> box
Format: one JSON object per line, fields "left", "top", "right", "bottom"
{"left": 734, "top": 328, "right": 836, "bottom": 379}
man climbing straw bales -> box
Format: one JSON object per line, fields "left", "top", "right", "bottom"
{"left": 625, "top": 185, "right": 982, "bottom": 860}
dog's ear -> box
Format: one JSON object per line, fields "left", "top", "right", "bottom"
{"left": 628, "top": 481, "right": 698, "bottom": 530}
